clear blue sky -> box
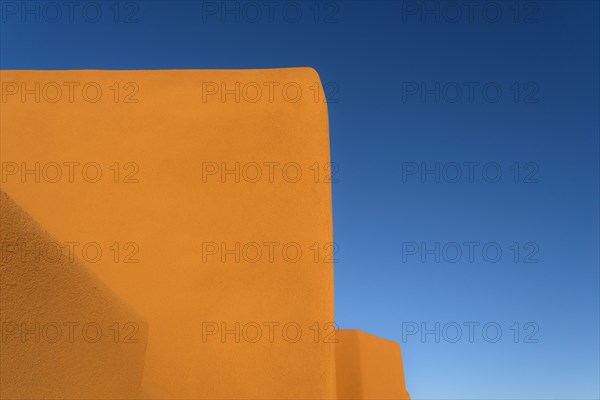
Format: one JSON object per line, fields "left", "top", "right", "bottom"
{"left": 2, "top": 1, "right": 598, "bottom": 398}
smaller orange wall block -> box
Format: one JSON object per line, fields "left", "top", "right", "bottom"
{"left": 336, "top": 330, "right": 410, "bottom": 399}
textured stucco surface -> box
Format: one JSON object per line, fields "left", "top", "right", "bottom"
{"left": 1, "top": 69, "right": 409, "bottom": 399}
{"left": 0, "top": 191, "right": 149, "bottom": 399}
{"left": 1, "top": 69, "right": 335, "bottom": 399}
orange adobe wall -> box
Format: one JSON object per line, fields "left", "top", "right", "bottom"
{"left": 0, "top": 69, "right": 409, "bottom": 399}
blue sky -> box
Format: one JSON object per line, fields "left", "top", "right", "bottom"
{"left": 1, "top": 1, "right": 598, "bottom": 398}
